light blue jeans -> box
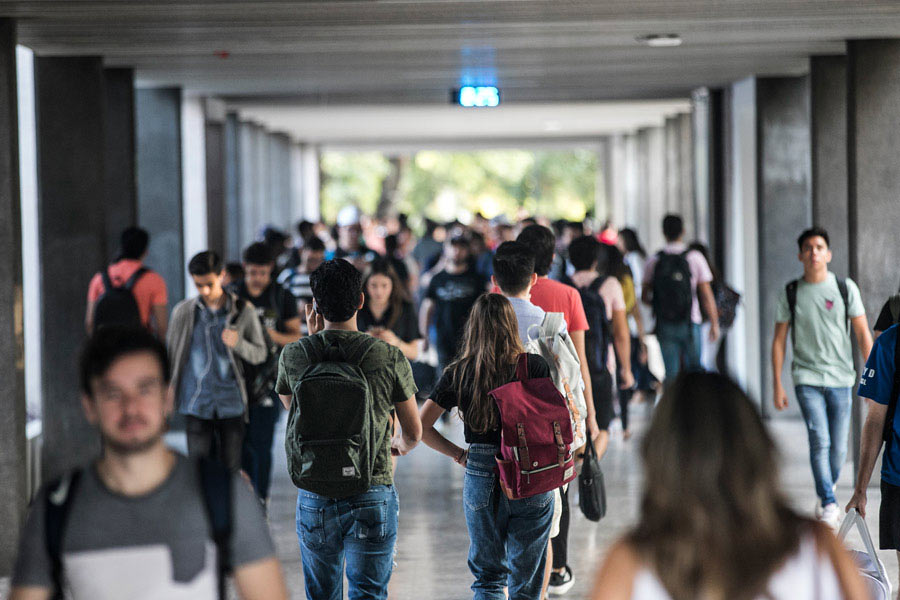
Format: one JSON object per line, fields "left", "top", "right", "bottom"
{"left": 794, "top": 386, "right": 853, "bottom": 506}
{"left": 464, "top": 444, "right": 555, "bottom": 600}
{"left": 296, "top": 484, "right": 399, "bottom": 600}
{"left": 656, "top": 320, "right": 702, "bottom": 381}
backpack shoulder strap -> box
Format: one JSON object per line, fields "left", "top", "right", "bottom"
{"left": 541, "top": 312, "right": 565, "bottom": 338}
{"left": 45, "top": 469, "right": 83, "bottom": 600}
{"left": 883, "top": 327, "right": 900, "bottom": 446}
{"left": 837, "top": 277, "right": 850, "bottom": 332}
{"left": 515, "top": 353, "right": 529, "bottom": 381}
{"left": 889, "top": 294, "right": 900, "bottom": 324}
{"left": 100, "top": 267, "right": 116, "bottom": 293}
{"left": 786, "top": 279, "right": 799, "bottom": 346}
{"left": 124, "top": 267, "right": 148, "bottom": 291}
{"left": 587, "top": 275, "right": 605, "bottom": 294}
{"left": 346, "top": 335, "right": 377, "bottom": 367}
{"left": 198, "top": 458, "right": 233, "bottom": 600}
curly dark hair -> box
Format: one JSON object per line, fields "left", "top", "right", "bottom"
{"left": 310, "top": 259, "right": 363, "bottom": 322}
{"left": 516, "top": 224, "right": 556, "bottom": 276}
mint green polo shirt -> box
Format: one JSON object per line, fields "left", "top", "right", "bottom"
{"left": 775, "top": 273, "right": 864, "bottom": 388}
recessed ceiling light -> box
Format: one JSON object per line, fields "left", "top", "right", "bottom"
{"left": 636, "top": 34, "right": 682, "bottom": 48}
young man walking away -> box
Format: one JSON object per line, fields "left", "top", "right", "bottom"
{"left": 642, "top": 214, "right": 719, "bottom": 381}
{"left": 772, "top": 227, "right": 872, "bottom": 526}
{"left": 276, "top": 259, "right": 422, "bottom": 600}
{"left": 848, "top": 321, "right": 900, "bottom": 595}
{"left": 168, "top": 251, "right": 268, "bottom": 472}
{"left": 10, "top": 326, "right": 287, "bottom": 600}
{"left": 232, "top": 242, "right": 302, "bottom": 504}
{"left": 86, "top": 226, "right": 169, "bottom": 338}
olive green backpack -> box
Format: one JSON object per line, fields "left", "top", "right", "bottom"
{"left": 285, "top": 335, "right": 378, "bottom": 498}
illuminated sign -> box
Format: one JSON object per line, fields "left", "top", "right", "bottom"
{"left": 454, "top": 86, "right": 500, "bottom": 108}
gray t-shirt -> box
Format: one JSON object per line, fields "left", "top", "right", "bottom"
{"left": 775, "top": 273, "right": 865, "bottom": 388}
{"left": 12, "top": 454, "right": 274, "bottom": 599}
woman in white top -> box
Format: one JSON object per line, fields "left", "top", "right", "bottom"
{"left": 590, "top": 371, "right": 867, "bottom": 600}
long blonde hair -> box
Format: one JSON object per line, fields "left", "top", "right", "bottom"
{"left": 628, "top": 372, "right": 812, "bottom": 600}
{"left": 444, "top": 293, "right": 524, "bottom": 433}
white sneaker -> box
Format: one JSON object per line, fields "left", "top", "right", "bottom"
{"left": 820, "top": 503, "right": 840, "bottom": 527}
{"left": 814, "top": 499, "right": 823, "bottom": 519}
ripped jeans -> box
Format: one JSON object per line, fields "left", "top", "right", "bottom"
{"left": 296, "top": 484, "right": 399, "bottom": 600}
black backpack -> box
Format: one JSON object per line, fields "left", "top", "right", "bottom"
{"left": 44, "top": 459, "right": 233, "bottom": 600}
{"left": 785, "top": 277, "right": 850, "bottom": 346}
{"left": 233, "top": 297, "right": 280, "bottom": 404}
{"left": 651, "top": 251, "right": 693, "bottom": 324}
{"left": 577, "top": 276, "right": 613, "bottom": 374}
{"left": 93, "top": 267, "right": 147, "bottom": 329}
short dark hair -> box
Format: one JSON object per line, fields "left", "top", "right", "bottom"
{"left": 296, "top": 220, "right": 315, "bottom": 239}
{"left": 187, "top": 251, "right": 222, "bottom": 276}
{"left": 516, "top": 225, "right": 555, "bottom": 276}
{"left": 80, "top": 326, "right": 170, "bottom": 396}
{"left": 309, "top": 259, "right": 362, "bottom": 322}
{"left": 119, "top": 227, "right": 149, "bottom": 260}
{"left": 492, "top": 241, "right": 536, "bottom": 296}
{"left": 568, "top": 235, "right": 601, "bottom": 271}
{"left": 662, "top": 214, "right": 684, "bottom": 241}
{"left": 242, "top": 242, "right": 274, "bottom": 266}
{"left": 225, "top": 262, "right": 244, "bottom": 281}
{"left": 303, "top": 237, "right": 326, "bottom": 253}
{"left": 797, "top": 227, "right": 830, "bottom": 251}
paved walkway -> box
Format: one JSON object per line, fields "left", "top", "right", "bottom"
{"left": 2, "top": 404, "right": 895, "bottom": 598}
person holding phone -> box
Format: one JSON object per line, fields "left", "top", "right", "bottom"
{"left": 358, "top": 258, "right": 422, "bottom": 360}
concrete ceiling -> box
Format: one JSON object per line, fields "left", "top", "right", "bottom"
{"left": 4, "top": 1, "right": 898, "bottom": 105}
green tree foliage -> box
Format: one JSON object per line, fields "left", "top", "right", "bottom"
{"left": 320, "top": 148, "right": 597, "bottom": 223}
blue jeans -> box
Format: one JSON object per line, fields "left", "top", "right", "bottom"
{"left": 656, "top": 320, "right": 702, "bottom": 381}
{"left": 241, "top": 400, "right": 282, "bottom": 501}
{"left": 296, "top": 485, "right": 399, "bottom": 600}
{"left": 464, "top": 444, "right": 555, "bottom": 600}
{"left": 794, "top": 386, "right": 852, "bottom": 506}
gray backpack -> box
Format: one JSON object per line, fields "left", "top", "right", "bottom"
{"left": 285, "top": 335, "right": 377, "bottom": 498}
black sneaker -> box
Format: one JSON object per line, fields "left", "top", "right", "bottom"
{"left": 548, "top": 565, "right": 574, "bottom": 595}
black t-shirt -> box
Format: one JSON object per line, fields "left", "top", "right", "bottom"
{"left": 357, "top": 300, "right": 422, "bottom": 343}
{"left": 431, "top": 353, "right": 550, "bottom": 445}
{"left": 875, "top": 298, "right": 900, "bottom": 332}
{"left": 231, "top": 281, "right": 298, "bottom": 336}
{"left": 425, "top": 268, "right": 486, "bottom": 359}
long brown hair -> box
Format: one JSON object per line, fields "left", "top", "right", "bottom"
{"left": 445, "top": 293, "right": 524, "bottom": 433}
{"left": 628, "top": 372, "right": 812, "bottom": 600}
{"left": 362, "top": 258, "right": 405, "bottom": 330}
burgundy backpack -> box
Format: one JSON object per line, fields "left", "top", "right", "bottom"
{"left": 490, "top": 354, "right": 577, "bottom": 500}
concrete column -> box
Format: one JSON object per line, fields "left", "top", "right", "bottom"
{"left": 622, "top": 133, "right": 640, "bottom": 231}
{"left": 269, "top": 132, "right": 292, "bottom": 230}
{"left": 606, "top": 134, "right": 628, "bottom": 228}
{"left": 723, "top": 78, "right": 762, "bottom": 403}
{"left": 637, "top": 126, "right": 666, "bottom": 253}
{"left": 692, "top": 88, "right": 725, "bottom": 255}
{"left": 205, "top": 99, "right": 227, "bottom": 259}
{"left": 34, "top": 56, "right": 106, "bottom": 478}
{"left": 757, "top": 76, "right": 812, "bottom": 418}
{"left": 182, "top": 94, "right": 208, "bottom": 293}
{"left": 664, "top": 116, "right": 682, "bottom": 214}
{"left": 0, "top": 18, "right": 27, "bottom": 575}
{"left": 677, "top": 113, "right": 695, "bottom": 239}
{"left": 253, "top": 125, "right": 270, "bottom": 233}
{"left": 289, "top": 143, "right": 305, "bottom": 226}
{"left": 238, "top": 121, "right": 258, "bottom": 248}
{"left": 135, "top": 88, "right": 183, "bottom": 307}
{"left": 102, "top": 68, "right": 136, "bottom": 258}
{"left": 224, "top": 113, "right": 242, "bottom": 261}
{"left": 300, "top": 143, "right": 321, "bottom": 222}
{"left": 810, "top": 56, "right": 849, "bottom": 279}
{"left": 847, "top": 40, "right": 900, "bottom": 320}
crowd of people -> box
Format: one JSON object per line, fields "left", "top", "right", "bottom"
{"left": 8, "top": 206, "right": 900, "bottom": 600}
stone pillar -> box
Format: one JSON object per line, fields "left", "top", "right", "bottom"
{"left": 810, "top": 56, "right": 849, "bottom": 279}
{"left": 289, "top": 142, "right": 306, "bottom": 226}
{"left": 102, "top": 68, "right": 136, "bottom": 259}
{"left": 34, "top": 56, "right": 106, "bottom": 478}
{"left": 677, "top": 113, "right": 695, "bottom": 239}
{"left": 224, "top": 113, "right": 242, "bottom": 261}
{"left": 847, "top": 40, "right": 900, "bottom": 320}
{"left": 181, "top": 94, "right": 207, "bottom": 295}
{"left": 693, "top": 88, "right": 726, "bottom": 257}
{"left": 238, "top": 120, "right": 258, "bottom": 249}
{"left": 723, "top": 78, "right": 762, "bottom": 404}
{"left": 664, "top": 116, "right": 682, "bottom": 215}
{"left": 135, "top": 88, "right": 183, "bottom": 307}
{"left": 300, "top": 143, "right": 321, "bottom": 222}
{"left": 205, "top": 99, "right": 227, "bottom": 259}
{"left": 756, "top": 76, "right": 812, "bottom": 418}
{"left": 0, "top": 18, "right": 27, "bottom": 575}
{"left": 268, "top": 132, "right": 292, "bottom": 230}
{"left": 637, "top": 126, "right": 666, "bottom": 253}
